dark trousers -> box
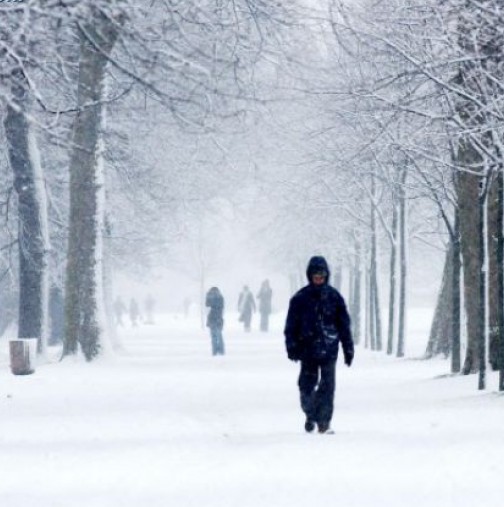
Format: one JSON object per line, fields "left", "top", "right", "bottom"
{"left": 241, "top": 312, "right": 252, "bottom": 331}
{"left": 298, "top": 359, "right": 336, "bottom": 425}
{"left": 210, "top": 327, "right": 225, "bottom": 355}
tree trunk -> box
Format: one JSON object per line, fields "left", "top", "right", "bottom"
{"left": 497, "top": 167, "right": 504, "bottom": 390}
{"left": 387, "top": 193, "right": 398, "bottom": 355}
{"left": 4, "top": 70, "right": 50, "bottom": 354}
{"left": 370, "top": 173, "right": 382, "bottom": 351}
{"left": 478, "top": 180, "right": 488, "bottom": 390}
{"left": 373, "top": 272, "right": 383, "bottom": 351}
{"left": 352, "top": 236, "right": 362, "bottom": 346}
{"left": 396, "top": 166, "right": 408, "bottom": 358}
{"left": 425, "top": 244, "right": 453, "bottom": 359}
{"left": 451, "top": 210, "right": 462, "bottom": 373}
{"left": 365, "top": 266, "right": 370, "bottom": 349}
{"left": 349, "top": 266, "right": 354, "bottom": 321}
{"left": 369, "top": 267, "right": 376, "bottom": 350}
{"left": 457, "top": 155, "right": 482, "bottom": 374}
{"left": 63, "top": 11, "right": 121, "bottom": 360}
{"left": 487, "top": 173, "right": 501, "bottom": 371}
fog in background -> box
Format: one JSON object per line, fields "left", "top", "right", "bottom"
{"left": 113, "top": 174, "right": 444, "bottom": 318}
{"left": 1, "top": 0, "right": 455, "bottom": 354}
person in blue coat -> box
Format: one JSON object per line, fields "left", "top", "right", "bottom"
{"left": 206, "top": 287, "right": 225, "bottom": 356}
{"left": 238, "top": 285, "right": 256, "bottom": 332}
{"left": 284, "top": 256, "right": 354, "bottom": 433}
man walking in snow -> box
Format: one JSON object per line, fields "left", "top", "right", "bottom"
{"left": 129, "top": 297, "right": 141, "bottom": 327}
{"left": 284, "top": 256, "right": 354, "bottom": 434}
{"left": 113, "top": 296, "right": 127, "bottom": 327}
{"left": 238, "top": 285, "right": 256, "bottom": 332}
{"left": 206, "top": 287, "right": 225, "bottom": 356}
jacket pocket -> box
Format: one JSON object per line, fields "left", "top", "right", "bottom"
{"left": 323, "top": 327, "right": 339, "bottom": 344}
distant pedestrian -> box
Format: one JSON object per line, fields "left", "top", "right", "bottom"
{"left": 144, "top": 294, "right": 156, "bottom": 324}
{"left": 206, "top": 287, "right": 225, "bottom": 356}
{"left": 238, "top": 285, "right": 256, "bottom": 332}
{"left": 129, "top": 298, "right": 141, "bottom": 327}
{"left": 256, "top": 279, "right": 273, "bottom": 332}
{"left": 284, "top": 256, "right": 354, "bottom": 434}
{"left": 113, "top": 296, "right": 127, "bottom": 327}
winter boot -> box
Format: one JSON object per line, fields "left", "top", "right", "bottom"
{"left": 317, "top": 422, "right": 334, "bottom": 434}
{"left": 304, "top": 419, "right": 316, "bottom": 433}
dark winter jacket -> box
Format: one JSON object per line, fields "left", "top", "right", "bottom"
{"left": 238, "top": 288, "right": 255, "bottom": 320}
{"left": 284, "top": 256, "right": 354, "bottom": 363}
{"left": 257, "top": 283, "right": 272, "bottom": 314}
{"left": 206, "top": 287, "right": 224, "bottom": 330}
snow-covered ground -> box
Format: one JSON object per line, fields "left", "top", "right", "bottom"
{"left": 1, "top": 309, "right": 503, "bottom": 507}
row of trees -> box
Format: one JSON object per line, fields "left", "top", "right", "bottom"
{"left": 0, "top": 0, "right": 296, "bottom": 358}
{"left": 227, "top": 0, "right": 504, "bottom": 391}
{"left": 277, "top": 0, "right": 504, "bottom": 390}
{"left": 1, "top": 0, "right": 504, "bottom": 391}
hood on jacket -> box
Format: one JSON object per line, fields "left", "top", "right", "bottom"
{"left": 207, "top": 287, "right": 221, "bottom": 300}
{"left": 306, "top": 256, "right": 330, "bottom": 284}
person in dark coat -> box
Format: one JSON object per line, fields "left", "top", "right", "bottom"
{"left": 129, "top": 297, "right": 141, "bottom": 327}
{"left": 113, "top": 296, "right": 127, "bottom": 327}
{"left": 206, "top": 287, "right": 225, "bottom": 355}
{"left": 238, "top": 285, "right": 256, "bottom": 332}
{"left": 284, "top": 255, "right": 354, "bottom": 434}
{"left": 256, "top": 279, "right": 273, "bottom": 332}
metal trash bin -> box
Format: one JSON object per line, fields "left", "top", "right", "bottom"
{"left": 9, "top": 338, "right": 38, "bottom": 375}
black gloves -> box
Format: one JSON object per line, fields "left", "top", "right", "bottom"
{"left": 287, "top": 347, "right": 299, "bottom": 362}
{"left": 344, "top": 349, "right": 354, "bottom": 367}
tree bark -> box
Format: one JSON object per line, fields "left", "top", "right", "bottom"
{"left": 370, "top": 172, "right": 382, "bottom": 351}
{"left": 365, "top": 266, "right": 370, "bottom": 349}
{"left": 352, "top": 236, "right": 362, "bottom": 346}
{"left": 497, "top": 167, "right": 504, "bottom": 390}
{"left": 487, "top": 174, "right": 501, "bottom": 371}
{"left": 4, "top": 70, "right": 50, "bottom": 354}
{"left": 451, "top": 210, "right": 462, "bottom": 373}
{"left": 63, "top": 11, "right": 121, "bottom": 360}
{"left": 477, "top": 179, "right": 488, "bottom": 390}
{"left": 457, "top": 155, "right": 481, "bottom": 374}
{"left": 396, "top": 166, "right": 408, "bottom": 358}
{"left": 425, "top": 244, "right": 453, "bottom": 359}
{"left": 387, "top": 191, "right": 398, "bottom": 355}
{"left": 373, "top": 272, "right": 383, "bottom": 351}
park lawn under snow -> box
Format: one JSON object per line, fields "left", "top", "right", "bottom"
{"left": 0, "top": 308, "right": 503, "bottom": 507}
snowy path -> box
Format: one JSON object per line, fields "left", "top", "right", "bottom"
{"left": 1, "top": 311, "right": 503, "bottom": 507}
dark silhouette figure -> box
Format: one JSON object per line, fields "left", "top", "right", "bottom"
{"left": 284, "top": 256, "right": 354, "bottom": 434}
{"left": 256, "top": 279, "right": 273, "bottom": 332}
{"left": 238, "top": 285, "right": 256, "bottom": 332}
{"left": 113, "top": 296, "right": 127, "bottom": 327}
{"left": 206, "top": 287, "right": 225, "bottom": 355}
{"left": 129, "top": 298, "right": 141, "bottom": 327}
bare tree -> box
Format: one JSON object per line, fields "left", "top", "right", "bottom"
{"left": 1, "top": 7, "right": 51, "bottom": 352}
